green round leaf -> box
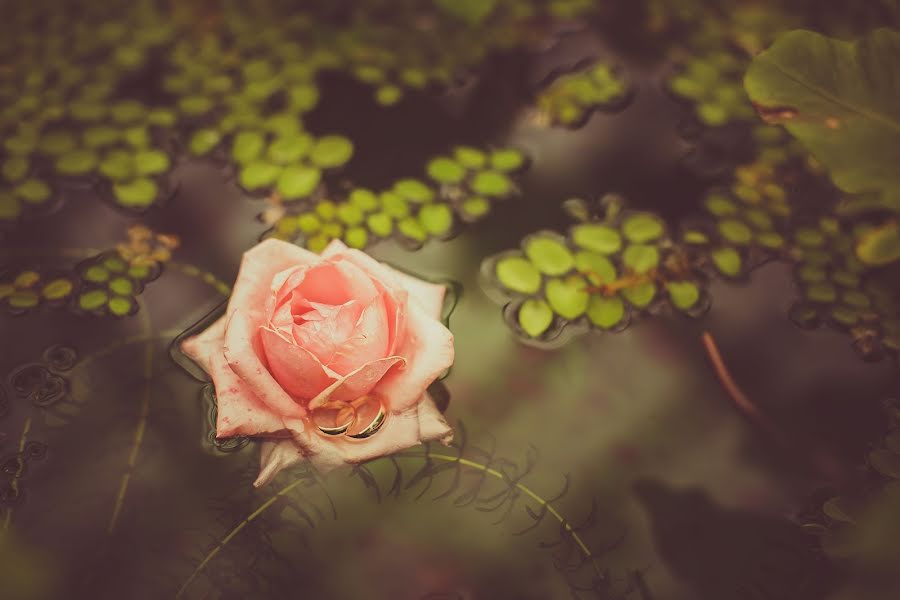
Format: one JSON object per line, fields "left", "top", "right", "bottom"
{"left": 622, "top": 244, "right": 660, "bottom": 274}
{"left": 398, "top": 216, "right": 427, "bottom": 242}
{"left": 587, "top": 295, "right": 625, "bottom": 329}
{"left": 380, "top": 191, "right": 410, "bottom": 218}
{"left": 806, "top": 283, "right": 838, "bottom": 304}
{"left": 111, "top": 100, "right": 144, "bottom": 123}
{"left": 104, "top": 256, "right": 127, "bottom": 273}
{"left": 394, "top": 179, "right": 434, "bottom": 203}
{"left": 42, "top": 278, "right": 73, "bottom": 300}
{"left": 189, "top": 129, "right": 222, "bottom": 156}
{"left": 711, "top": 247, "right": 742, "bottom": 277}
{"left": 518, "top": 299, "right": 554, "bottom": 337}
{"left": 344, "top": 226, "right": 369, "bottom": 249}
{"left": 55, "top": 150, "right": 98, "bottom": 175}
{"left": 2, "top": 156, "right": 29, "bottom": 182}
{"left": 289, "top": 84, "right": 319, "bottom": 112}
{"left": 79, "top": 289, "right": 109, "bottom": 311}
{"left": 495, "top": 256, "right": 541, "bottom": 295}
{"left": 123, "top": 126, "right": 150, "bottom": 148}
{"left": 276, "top": 165, "right": 320, "bottom": 200}
{"left": 83, "top": 126, "right": 120, "bottom": 149}
{"left": 240, "top": 161, "right": 281, "bottom": 191}
{"left": 795, "top": 227, "right": 827, "bottom": 248}
{"left": 856, "top": 221, "right": 900, "bottom": 266}
{"left": 84, "top": 265, "right": 110, "bottom": 283}
{"left": 545, "top": 276, "right": 590, "bottom": 320}
{"left": 471, "top": 171, "right": 512, "bottom": 197}
{"left": 9, "top": 290, "right": 39, "bottom": 309}
{"left": 622, "top": 281, "right": 657, "bottom": 308}
{"left": 718, "top": 219, "right": 754, "bottom": 245}
{"left": 453, "top": 146, "right": 486, "bottom": 169}
{"left": 667, "top": 281, "right": 701, "bottom": 311}
{"left": 490, "top": 149, "right": 525, "bottom": 171}
{"left": 574, "top": 251, "right": 617, "bottom": 285}
{"left": 571, "top": 224, "right": 622, "bottom": 254}
{"left": 375, "top": 85, "right": 402, "bottom": 106}
{"left": 367, "top": 212, "right": 394, "bottom": 237}
{"left": 267, "top": 133, "right": 314, "bottom": 164}
{"left": 336, "top": 202, "right": 364, "bottom": 226}
{"left": 178, "top": 95, "right": 214, "bottom": 116}
{"left": 460, "top": 196, "right": 490, "bottom": 220}
{"left": 109, "top": 277, "right": 134, "bottom": 296}
{"left": 113, "top": 178, "right": 158, "bottom": 208}
{"left": 310, "top": 135, "right": 354, "bottom": 168}
{"left": 232, "top": 130, "right": 266, "bottom": 165}
{"left": 134, "top": 149, "right": 170, "bottom": 176}
{"left": 99, "top": 151, "right": 134, "bottom": 181}
{"left": 622, "top": 214, "right": 665, "bottom": 243}
{"left": 15, "top": 179, "right": 51, "bottom": 204}
{"left": 524, "top": 235, "right": 574, "bottom": 276}
{"left": 108, "top": 295, "right": 133, "bottom": 316}
{"left": 426, "top": 157, "right": 466, "bottom": 184}
{"left": 419, "top": 203, "right": 454, "bottom": 236}
{"left": 705, "top": 193, "right": 738, "bottom": 216}
{"left": 350, "top": 188, "right": 380, "bottom": 212}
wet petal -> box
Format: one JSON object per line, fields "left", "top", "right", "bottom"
{"left": 370, "top": 278, "right": 407, "bottom": 357}
{"left": 373, "top": 301, "right": 454, "bottom": 412}
{"left": 322, "top": 239, "right": 446, "bottom": 318}
{"left": 229, "top": 239, "right": 321, "bottom": 326}
{"left": 180, "top": 313, "right": 227, "bottom": 375}
{"left": 309, "top": 356, "right": 406, "bottom": 408}
{"left": 208, "top": 351, "right": 285, "bottom": 437}
{"left": 224, "top": 311, "right": 306, "bottom": 418}
{"left": 254, "top": 392, "right": 452, "bottom": 484}
{"left": 254, "top": 439, "right": 305, "bottom": 487}
{"left": 259, "top": 326, "right": 338, "bottom": 401}
{"left": 326, "top": 296, "right": 390, "bottom": 375}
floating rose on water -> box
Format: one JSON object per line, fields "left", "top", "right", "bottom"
{"left": 182, "top": 239, "right": 454, "bottom": 486}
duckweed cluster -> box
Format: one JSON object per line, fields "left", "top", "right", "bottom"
{"left": 0, "top": 226, "right": 174, "bottom": 317}
{"left": 486, "top": 197, "right": 711, "bottom": 340}
{"left": 272, "top": 145, "right": 527, "bottom": 251}
{"left": 535, "top": 62, "right": 632, "bottom": 127}
{"left": 0, "top": 0, "right": 600, "bottom": 221}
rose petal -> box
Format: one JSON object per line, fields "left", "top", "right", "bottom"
{"left": 180, "top": 313, "right": 227, "bottom": 375}
{"left": 224, "top": 311, "right": 306, "bottom": 418}
{"left": 370, "top": 278, "right": 407, "bottom": 357}
{"left": 322, "top": 239, "right": 446, "bottom": 319}
{"left": 290, "top": 300, "right": 364, "bottom": 370}
{"left": 229, "top": 239, "right": 321, "bottom": 325}
{"left": 259, "top": 326, "right": 339, "bottom": 401}
{"left": 326, "top": 296, "right": 390, "bottom": 375}
{"left": 208, "top": 351, "right": 286, "bottom": 437}
{"left": 372, "top": 300, "right": 454, "bottom": 412}
{"left": 308, "top": 355, "right": 406, "bottom": 408}
{"left": 271, "top": 260, "right": 379, "bottom": 316}
{"left": 254, "top": 392, "right": 452, "bottom": 485}
{"left": 254, "top": 439, "right": 305, "bottom": 487}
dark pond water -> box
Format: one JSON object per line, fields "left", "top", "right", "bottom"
{"left": 2, "top": 3, "right": 899, "bottom": 600}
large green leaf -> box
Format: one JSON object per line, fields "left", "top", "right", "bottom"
{"left": 745, "top": 29, "right": 900, "bottom": 203}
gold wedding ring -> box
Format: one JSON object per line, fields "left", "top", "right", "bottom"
{"left": 347, "top": 402, "right": 386, "bottom": 439}
{"left": 312, "top": 395, "right": 387, "bottom": 439}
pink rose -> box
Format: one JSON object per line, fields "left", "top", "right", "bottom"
{"left": 182, "top": 239, "right": 454, "bottom": 486}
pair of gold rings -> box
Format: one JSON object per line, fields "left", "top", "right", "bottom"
{"left": 312, "top": 395, "right": 386, "bottom": 440}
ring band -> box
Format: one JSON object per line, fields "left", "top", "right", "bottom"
{"left": 313, "top": 397, "right": 387, "bottom": 439}
{"left": 347, "top": 401, "right": 386, "bottom": 440}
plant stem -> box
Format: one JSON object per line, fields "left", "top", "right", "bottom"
{"left": 2, "top": 415, "right": 33, "bottom": 530}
